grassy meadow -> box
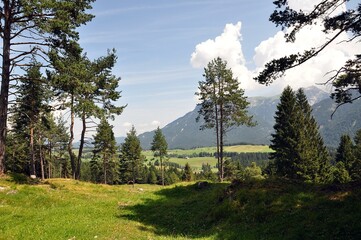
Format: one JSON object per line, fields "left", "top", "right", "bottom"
{"left": 1, "top": 175, "right": 361, "bottom": 240}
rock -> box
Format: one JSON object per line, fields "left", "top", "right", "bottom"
{"left": 196, "top": 181, "right": 209, "bottom": 189}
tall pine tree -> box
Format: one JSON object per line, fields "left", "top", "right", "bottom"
{"left": 119, "top": 126, "right": 144, "bottom": 184}
{"left": 271, "top": 86, "right": 330, "bottom": 182}
{"left": 336, "top": 135, "right": 355, "bottom": 175}
{"left": 92, "top": 118, "right": 118, "bottom": 184}
{"left": 196, "top": 57, "right": 254, "bottom": 182}
{"left": 151, "top": 127, "right": 168, "bottom": 186}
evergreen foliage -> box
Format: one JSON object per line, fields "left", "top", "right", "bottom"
{"left": 335, "top": 134, "right": 355, "bottom": 174}
{"left": 182, "top": 163, "right": 193, "bottom": 182}
{"left": 255, "top": 1, "right": 361, "bottom": 105}
{"left": 0, "top": 0, "right": 95, "bottom": 175}
{"left": 352, "top": 129, "right": 361, "bottom": 180}
{"left": 270, "top": 86, "right": 330, "bottom": 183}
{"left": 92, "top": 118, "right": 118, "bottom": 184}
{"left": 196, "top": 57, "right": 254, "bottom": 182}
{"left": 119, "top": 126, "right": 145, "bottom": 184}
{"left": 151, "top": 127, "right": 168, "bottom": 186}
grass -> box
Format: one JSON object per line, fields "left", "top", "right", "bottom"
{"left": 168, "top": 157, "right": 217, "bottom": 170}
{"left": 1, "top": 175, "right": 360, "bottom": 239}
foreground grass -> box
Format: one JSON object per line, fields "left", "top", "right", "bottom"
{"left": 1, "top": 176, "right": 361, "bottom": 239}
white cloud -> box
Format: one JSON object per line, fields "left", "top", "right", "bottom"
{"left": 123, "top": 122, "right": 132, "bottom": 128}
{"left": 151, "top": 120, "right": 161, "bottom": 126}
{"left": 190, "top": 1, "right": 359, "bottom": 97}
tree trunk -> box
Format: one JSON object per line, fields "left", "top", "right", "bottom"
{"left": 30, "top": 127, "right": 36, "bottom": 176}
{"left": 213, "top": 83, "right": 221, "bottom": 182}
{"left": 161, "top": 156, "right": 164, "bottom": 186}
{"left": 39, "top": 135, "right": 45, "bottom": 180}
{"left": 0, "top": 0, "right": 11, "bottom": 175}
{"left": 103, "top": 153, "right": 107, "bottom": 184}
{"left": 68, "top": 95, "right": 76, "bottom": 179}
{"left": 76, "top": 112, "right": 87, "bottom": 180}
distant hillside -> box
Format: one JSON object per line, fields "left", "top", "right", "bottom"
{"left": 139, "top": 86, "right": 334, "bottom": 149}
{"left": 313, "top": 97, "right": 361, "bottom": 146}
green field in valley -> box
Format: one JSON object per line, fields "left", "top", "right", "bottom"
{"left": 144, "top": 145, "right": 272, "bottom": 170}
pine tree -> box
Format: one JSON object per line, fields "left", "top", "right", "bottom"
{"left": 352, "top": 129, "right": 361, "bottom": 181}
{"left": 270, "top": 86, "right": 330, "bottom": 182}
{"left": 182, "top": 163, "right": 193, "bottom": 182}
{"left": 92, "top": 119, "right": 118, "bottom": 184}
{"left": 7, "top": 63, "right": 51, "bottom": 177}
{"left": 336, "top": 135, "right": 355, "bottom": 175}
{"left": 196, "top": 57, "right": 254, "bottom": 182}
{"left": 295, "top": 89, "right": 330, "bottom": 182}
{"left": 151, "top": 127, "right": 168, "bottom": 186}
{"left": 119, "top": 126, "right": 144, "bottom": 184}
{"left": 270, "top": 86, "right": 299, "bottom": 179}
{"left": 0, "top": 0, "right": 95, "bottom": 175}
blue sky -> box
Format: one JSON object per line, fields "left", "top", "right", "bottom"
{"left": 77, "top": 0, "right": 358, "bottom": 137}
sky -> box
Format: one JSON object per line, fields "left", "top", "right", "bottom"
{"left": 76, "top": 0, "right": 359, "bottom": 138}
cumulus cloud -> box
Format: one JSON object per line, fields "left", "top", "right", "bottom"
{"left": 190, "top": 0, "right": 359, "bottom": 96}
{"left": 151, "top": 120, "right": 161, "bottom": 126}
{"left": 190, "top": 22, "right": 258, "bottom": 93}
{"left": 122, "top": 122, "right": 132, "bottom": 128}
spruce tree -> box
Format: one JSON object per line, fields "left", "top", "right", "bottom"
{"left": 151, "top": 127, "right": 168, "bottom": 186}
{"left": 336, "top": 135, "right": 355, "bottom": 175}
{"left": 295, "top": 89, "right": 330, "bottom": 182}
{"left": 271, "top": 86, "right": 330, "bottom": 182}
{"left": 270, "top": 86, "right": 299, "bottom": 179}
{"left": 8, "top": 63, "right": 51, "bottom": 177}
{"left": 352, "top": 129, "right": 361, "bottom": 181}
{"left": 119, "top": 126, "right": 144, "bottom": 184}
{"left": 182, "top": 163, "right": 193, "bottom": 182}
{"left": 92, "top": 118, "right": 118, "bottom": 184}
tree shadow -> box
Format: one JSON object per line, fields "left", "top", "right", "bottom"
{"left": 118, "top": 182, "right": 228, "bottom": 239}
{"left": 118, "top": 180, "right": 361, "bottom": 239}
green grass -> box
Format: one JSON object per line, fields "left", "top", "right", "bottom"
{"left": 1, "top": 175, "right": 360, "bottom": 239}
{"left": 169, "top": 157, "right": 217, "bottom": 170}
{"left": 144, "top": 144, "right": 272, "bottom": 158}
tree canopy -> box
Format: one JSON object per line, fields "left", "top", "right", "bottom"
{"left": 255, "top": 1, "right": 361, "bottom": 105}
{"left": 196, "top": 57, "right": 254, "bottom": 182}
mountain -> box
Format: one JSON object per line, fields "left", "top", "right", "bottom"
{"left": 138, "top": 86, "right": 333, "bottom": 149}
{"left": 313, "top": 96, "right": 361, "bottom": 146}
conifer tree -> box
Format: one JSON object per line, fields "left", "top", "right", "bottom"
{"left": 336, "top": 135, "right": 355, "bottom": 175}
{"left": 271, "top": 86, "right": 330, "bottom": 182}
{"left": 352, "top": 129, "right": 361, "bottom": 181}
{"left": 119, "top": 126, "right": 144, "bottom": 184}
{"left": 182, "top": 163, "right": 193, "bottom": 182}
{"left": 92, "top": 118, "right": 118, "bottom": 184}
{"left": 8, "top": 63, "right": 51, "bottom": 177}
{"left": 270, "top": 86, "right": 299, "bottom": 178}
{"left": 151, "top": 127, "right": 168, "bottom": 186}
{"left": 196, "top": 57, "right": 254, "bottom": 182}
{"left": 0, "top": 0, "right": 95, "bottom": 175}
{"left": 295, "top": 89, "right": 330, "bottom": 182}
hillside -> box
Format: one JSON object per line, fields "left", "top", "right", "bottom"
{"left": 1, "top": 176, "right": 360, "bottom": 239}
{"left": 138, "top": 86, "right": 335, "bottom": 149}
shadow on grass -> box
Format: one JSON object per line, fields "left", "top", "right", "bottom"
{"left": 119, "top": 180, "right": 361, "bottom": 240}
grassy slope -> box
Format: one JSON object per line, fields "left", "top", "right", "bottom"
{"left": 1, "top": 176, "right": 360, "bottom": 240}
